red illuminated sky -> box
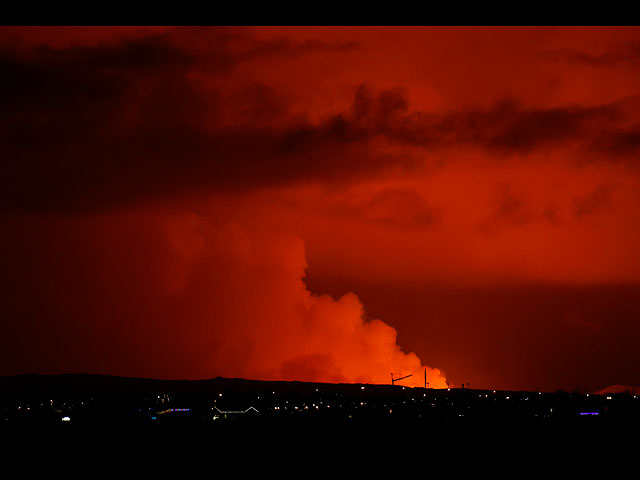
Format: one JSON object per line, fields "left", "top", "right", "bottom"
{"left": 2, "top": 26, "right": 640, "bottom": 391}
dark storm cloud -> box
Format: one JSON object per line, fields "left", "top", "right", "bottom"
{"left": 542, "top": 41, "right": 640, "bottom": 68}
{"left": 589, "top": 126, "right": 640, "bottom": 157}
{"left": 475, "top": 182, "right": 534, "bottom": 235}
{"left": 0, "top": 29, "right": 366, "bottom": 212}
{"left": 572, "top": 184, "right": 615, "bottom": 219}
{"left": 2, "top": 30, "right": 639, "bottom": 213}
{"left": 343, "top": 86, "right": 630, "bottom": 154}
{"left": 238, "top": 35, "right": 361, "bottom": 57}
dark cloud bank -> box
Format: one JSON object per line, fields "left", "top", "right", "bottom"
{"left": 2, "top": 28, "right": 640, "bottom": 213}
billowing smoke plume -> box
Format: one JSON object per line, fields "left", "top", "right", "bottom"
{"left": 0, "top": 208, "right": 447, "bottom": 388}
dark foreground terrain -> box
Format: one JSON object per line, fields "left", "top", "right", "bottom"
{"left": 3, "top": 374, "right": 639, "bottom": 469}
{"left": 1, "top": 374, "right": 639, "bottom": 429}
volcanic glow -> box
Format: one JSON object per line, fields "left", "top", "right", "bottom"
{"left": 2, "top": 26, "right": 640, "bottom": 391}
{"left": 1, "top": 210, "right": 446, "bottom": 388}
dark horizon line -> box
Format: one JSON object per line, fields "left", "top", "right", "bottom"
{"left": 1, "top": 372, "right": 634, "bottom": 395}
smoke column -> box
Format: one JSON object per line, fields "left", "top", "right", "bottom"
{"left": 0, "top": 209, "right": 447, "bottom": 388}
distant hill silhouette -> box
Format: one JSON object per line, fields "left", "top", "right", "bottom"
{"left": 2, "top": 373, "right": 640, "bottom": 429}
{"left": 595, "top": 384, "right": 640, "bottom": 395}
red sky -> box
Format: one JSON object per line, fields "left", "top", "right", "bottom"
{"left": 2, "top": 26, "right": 640, "bottom": 391}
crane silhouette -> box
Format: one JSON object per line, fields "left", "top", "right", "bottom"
{"left": 390, "top": 372, "right": 413, "bottom": 386}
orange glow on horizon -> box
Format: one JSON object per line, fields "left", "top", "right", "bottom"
{"left": 2, "top": 27, "right": 640, "bottom": 392}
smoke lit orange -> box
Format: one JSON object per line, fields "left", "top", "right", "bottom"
{"left": 2, "top": 26, "right": 640, "bottom": 392}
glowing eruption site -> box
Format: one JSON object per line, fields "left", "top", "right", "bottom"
{"left": 2, "top": 212, "right": 447, "bottom": 387}
{"left": 4, "top": 26, "right": 640, "bottom": 393}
